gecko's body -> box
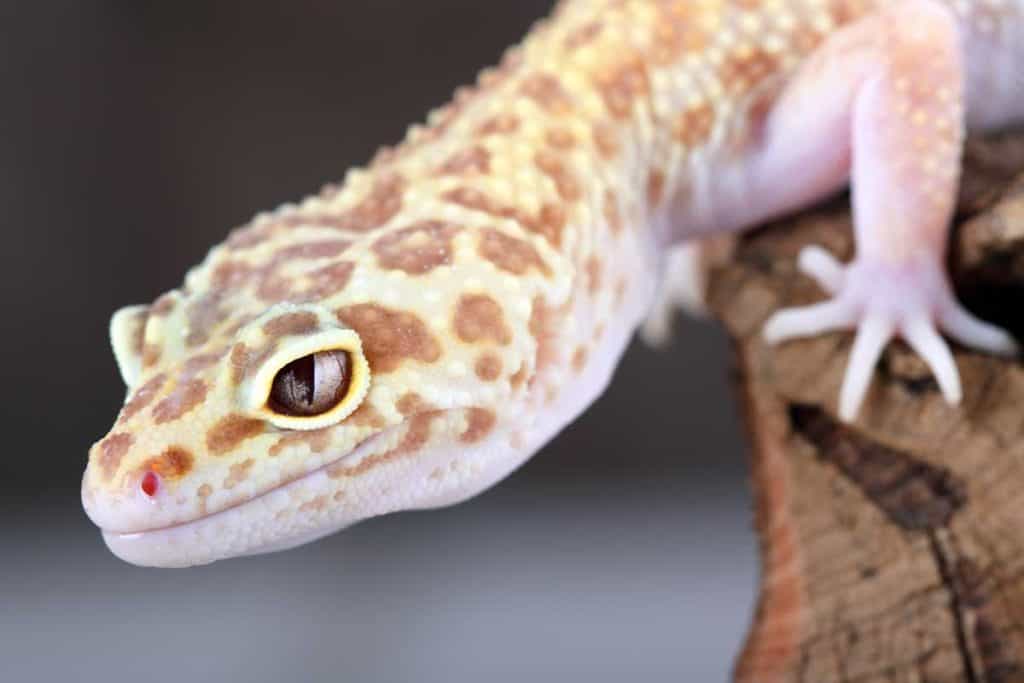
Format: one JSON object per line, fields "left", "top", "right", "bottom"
{"left": 84, "top": 0, "right": 1023, "bottom": 567}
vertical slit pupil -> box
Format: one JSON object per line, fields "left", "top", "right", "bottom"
{"left": 269, "top": 350, "right": 351, "bottom": 417}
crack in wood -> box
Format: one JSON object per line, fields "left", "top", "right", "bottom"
{"left": 789, "top": 404, "right": 966, "bottom": 531}
{"left": 789, "top": 404, "right": 1022, "bottom": 682}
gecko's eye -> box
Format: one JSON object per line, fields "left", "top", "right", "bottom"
{"left": 268, "top": 350, "right": 352, "bottom": 417}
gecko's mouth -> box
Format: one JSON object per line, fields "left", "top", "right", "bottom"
{"left": 89, "top": 418, "right": 413, "bottom": 567}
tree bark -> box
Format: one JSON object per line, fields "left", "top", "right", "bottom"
{"left": 706, "top": 131, "right": 1024, "bottom": 683}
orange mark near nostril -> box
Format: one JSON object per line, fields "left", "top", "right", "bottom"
{"left": 140, "top": 471, "right": 160, "bottom": 497}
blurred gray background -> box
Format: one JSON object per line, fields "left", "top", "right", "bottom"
{"left": 1, "top": 2, "right": 756, "bottom": 680}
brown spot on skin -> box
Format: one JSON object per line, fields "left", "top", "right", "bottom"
{"left": 564, "top": 20, "right": 602, "bottom": 50}
{"left": 545, "top": 127, "right": 576, "bottom": 150}
{"left": 604, "top": 190, "right": 623, "bottom": 235}
{"left": 478, "top": 228, "right": 550, "bottom": 277}
{"left": 727, "top": 87, "right": 777, "bottom": 154}
{"left": 721, "top": 48, "right": 779, "bottom": 95}
{"left": 586, "top": 256, "right": 603, "bottom": 295}
{"left": 207, "top": 414, "right": 264, "bottom": 455}
{"left": 829, "top": 0, "right": 870, "bottom": 26}
{"left": 534, "top": 150, "right": 581, "bottom": 202}
{"left": 328, "top": 412, "right": 441, "bottom": 479}
{"left": 442, "top": 188, "right": 564, "bottom": 248}
{"left": 321, "top": 173, "right": 405, "bottom": 232}
{"left": 792, "top": 27, "right": 827, "bottom": 58}
{"left": 126, "top": 309, "right": 147, "bottom": 358}
{"left": 477, "top": 113, "right": 520, "bottom": 136}
{"left": 396, "top": 392, "right": 435, "bottom": 417}
{"left": 337, "top": 304, "right": 441, "bottom": 374}
{"left": 97, "top": 433, "right": 134, "bottom": 481}
{"left": 262, "top": 312, "right": 318, "bottom": 340}
{"left": 454, "top": 294, "right": 512, "bottom": 345}
{"left": 594, "top": 57, "right": 650, "bottom": 120}
{"left": 443, "top": 186, "right": 504, "bottom": 215}
{"left": 595, "top": 323, "right": 606, "bottom": 341}
{"left": 141, "top": 344, "right": 161, "bottom": 368}
{"left": 151, "top": 378, "right": 208, "bottom": 424}
{"left": 211, "top": 259, "right": 254, "bottom": 289}
{"left": 519, "top": 73, "right": 574, "bottom": 114}
{"left": 185, "top": 292, "right": 228, "bottom": 347}
{"left": 270, "top": 239, "right": 351, "bottom": 264}
{"left": 509, "top": 363, "right": 529, "bottom": 390}
{"left": 197, "top": 483, "right": 212, "bottom": 514}
{"left": 182, "top": 350, "right": 227, "bottom": 379}
{"left": 461, "top": 408, "right": 496, "bottom": 443}
{"left": 229, "top": 343, "right": 250, "bottom": 386}
{"left": 528, "top": 297, "right": 559, "bottom": 376}
{"left": 269, "top": 428, "right": 332, "bottom": 457}
{"left": 475, "top": 353, "right": 502, "bottom": 381}
{"left": 438, "top": 146, "right": 490, "bottom": 175}
{"left": 346, "top": 401, "right": 387, "bottom": 429}
{"left": 647, "top": 169, "right": 665, "bottom": 206}
{"left": 524, "top": 204, "right": 567, "bottom": 248}
{"left": 299, "top": 495, "right": 329, "bottom": 514}
{"left": 675, "top": 102, "right": 715, "bottom": 147}
{"left": 302, "top": 261, "right": 355, "bottom": 299}
{"left": 650, "top": 5, "right": 712, "bottom": 64}
{"left": 572, "top": 345, "right": 588, "bottom": 373}
{"left": 372, "top": 221, "right": 460, "bottom": 275}
{"left": 223, "top": 458, "right": 255, "bottom": 490}
{"left": 143, "top": 447, "right": 194, "bottom": 479}
{"left": 254, "top": 272, "right": 293, "bottom": 303}
{"left": 225, "top": 222, "right": 278, "bottom": 251}
{"left": 592, "top": 121, "right": 619, "bottom": 159}
{"left": 120, "top": 373, "right": 167, "bottom": 422}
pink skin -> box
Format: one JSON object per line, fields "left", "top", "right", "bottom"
{"left": 678, "top": 0, "right": 1017, "bottom": 421}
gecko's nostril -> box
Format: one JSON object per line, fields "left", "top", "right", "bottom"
{"left": 140, "top": 471, "right": 160, "bottom": 498}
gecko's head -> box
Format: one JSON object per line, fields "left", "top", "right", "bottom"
{"left": 83, "top": 215, "right": 563, "bottom": 567}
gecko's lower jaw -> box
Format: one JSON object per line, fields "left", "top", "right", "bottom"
{"left": 90, "top": 408, "right": 531, "bottom": 568}
{"left": 87, "top": 427, "right": 394, "bottom": 567}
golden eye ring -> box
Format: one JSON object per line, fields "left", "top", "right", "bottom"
{"left": 241, "top": 327, "right": 371, "bottom": 431}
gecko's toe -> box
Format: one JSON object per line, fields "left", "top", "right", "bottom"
{"left": 797, "top": 245, "right": 845, "bottom": 295}
{"left": 938, "top": 303, "right": 1019, "bottom": 357}
{"left": 763, "top": 299, "right": 856, "bottom": 344}
{"left": 900, "top": 316, "right": 961, "bottom": 406}
{"left": 839, "top": 314, "right": 895, "bottom": 421}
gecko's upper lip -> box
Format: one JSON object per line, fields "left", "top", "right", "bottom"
{"left": 92, "top": 422, "right": 408, "bottom": 567}
{"left": 83, "top": 417, "right": 413, "bottom": 565}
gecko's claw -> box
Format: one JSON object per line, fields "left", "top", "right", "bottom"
{"left": 763, "top": 244, "right": 1018, "bottom": 421}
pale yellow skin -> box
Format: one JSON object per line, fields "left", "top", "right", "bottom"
{"left": 83, "top": 0, "right": 1023, "bottom": 567}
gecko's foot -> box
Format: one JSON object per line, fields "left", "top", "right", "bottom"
{"left": 763, "top": 245, "right": 1018, "bottom": 421}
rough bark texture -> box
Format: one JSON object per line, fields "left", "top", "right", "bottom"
{"left": 706, "top": 131, "right": 1024, "bottom": 683}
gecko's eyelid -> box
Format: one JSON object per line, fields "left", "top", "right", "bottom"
{"left": 268, "top": 350, "right": 352, "bottom": 417}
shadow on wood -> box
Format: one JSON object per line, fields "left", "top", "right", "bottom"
{"left": 707, "top": 131, "right": 1024, "bottom": 683}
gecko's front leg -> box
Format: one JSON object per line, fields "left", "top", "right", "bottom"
{"left": 737, "top": 0, "right": 1017, "bottom": 421}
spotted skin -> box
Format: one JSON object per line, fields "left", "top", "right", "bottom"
{"left": 83, "top": 0, "right": 1024, "bottom": 567}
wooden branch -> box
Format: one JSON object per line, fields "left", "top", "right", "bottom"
{"left": 706, "top": 131, "right": 1024, "bottom": 683}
